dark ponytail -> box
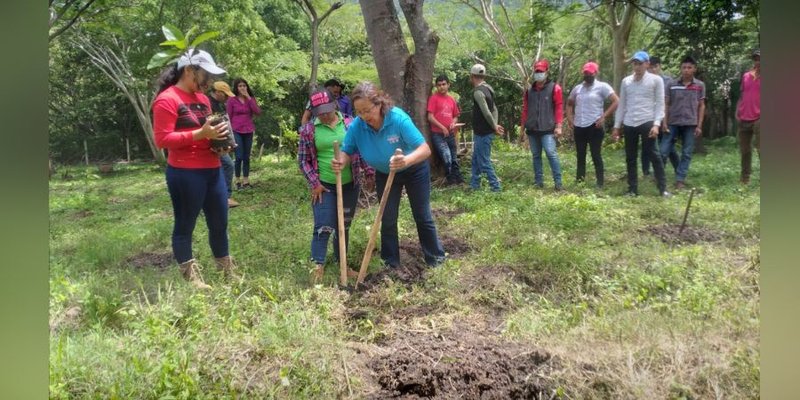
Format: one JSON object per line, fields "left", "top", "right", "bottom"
{"left": 156, "top": 64, "right": 184, "bottom": 94}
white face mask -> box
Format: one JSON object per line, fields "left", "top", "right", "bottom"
{"left": 533, "top": 72, "right": 546, "bottom": 82}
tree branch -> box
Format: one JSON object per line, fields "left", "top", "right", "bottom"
{"left": 49, "top": 0, "right": 98, "bottom": 41}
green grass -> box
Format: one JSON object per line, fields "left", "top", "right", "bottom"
{"left": 50, "top": 138, "right": 759, "bottom": 399}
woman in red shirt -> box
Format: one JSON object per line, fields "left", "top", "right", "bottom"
{"left": 152, "top": 49, "right": 238, "bottom": 289}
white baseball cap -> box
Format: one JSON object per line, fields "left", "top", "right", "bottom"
{"left": 177, "top": 49, "right": 226, "bottom": 75}
{"left": 470, "top": 64, "right": 486, "bottom": 75}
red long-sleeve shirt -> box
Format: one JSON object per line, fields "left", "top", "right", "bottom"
{"left": 152, "top": 86, "right": 221, "bottom": 169}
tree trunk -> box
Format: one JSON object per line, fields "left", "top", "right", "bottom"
{"left": 309, "top": 19, "right": 320, "bottom": 91}
{"left": 606, "top": 1, "right": 636, "bottom": 92}
{"left": 359, "top": 0, "right": 441, "bottom": 175}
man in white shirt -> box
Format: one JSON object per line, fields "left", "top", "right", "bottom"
{"left": 612, "top": 51, "right": 670, "bottom": 197}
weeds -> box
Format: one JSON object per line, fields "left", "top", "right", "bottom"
{"left": 50, "top": 141, "right": 759, "bottom": 398}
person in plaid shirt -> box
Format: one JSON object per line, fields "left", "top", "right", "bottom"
{"left": 298, "top": 88, "right": 374, "bottom": 284}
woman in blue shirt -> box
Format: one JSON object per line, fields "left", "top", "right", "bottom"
{"left": 332, "top": 81, "right": 445, "bottom": 268}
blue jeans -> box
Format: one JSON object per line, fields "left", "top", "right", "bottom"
{"left": 165, "top": 166, "right": 229, "bottom": 264}
{"left": 527, "top": 131, "right": 562, "bottom": 187}
{"left": 234, "top": 132, "right": 253, "bottom": 178}
{"left": 645, "top": 131, "right": 678, "bottom": 175}
{"left": 470, "top": 133, "right": 501, "bottom": 191}
{"left": 220, "top": 153, "right": 234, "bottom": 198}
{"left": 661, "top": 125, "right": 696, "bottom": 182}
{"left": 375, "top": 162, "right": 445, "bottom": 267}
{"left": 431, "top": 133, "right": 463, "bottom": 183}
{"left": 310, "top": 181, "right": 358, "bottom": 265}
{"left": 624, "top": 123, "right": 666, "bottom": 194}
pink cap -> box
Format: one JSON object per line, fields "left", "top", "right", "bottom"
{"left": 533, "top": 59, "right": 549, "bottom": 72}
{"left": 582, "top": 62, "right": 599, "bottom": 74}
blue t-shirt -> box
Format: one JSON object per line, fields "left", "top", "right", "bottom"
{"left": 342, "top": 107, "right": 425, "bottom": 174}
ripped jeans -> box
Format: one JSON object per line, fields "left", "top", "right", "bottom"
{"left": 310, "top": 181, "right": 359, "bottom": 265}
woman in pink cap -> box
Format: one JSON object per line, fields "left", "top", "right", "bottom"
{"left": 566, "top": 61, "right": 619, "bottom": 188}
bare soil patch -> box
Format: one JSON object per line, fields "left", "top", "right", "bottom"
{"left": 124, "top": 251, "right": 173, "bottom": 271}
{"left": 643, "top": 224, "right": 722, "bottom": 245}
{"left": 366, "top": 330, "right": 554, "bottom": 399}
{"left": 432, "top": 207, "right": 466, "bottom": 220}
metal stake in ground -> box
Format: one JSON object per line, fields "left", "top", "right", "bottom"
{"left": 333, "top": 141, "right": 348, "bottom": 286}
{"left": 679, "top": 187, "right": 696, "bottom": 235}
{"left": 357, "top": 148, "right": 403, "bottom": 286}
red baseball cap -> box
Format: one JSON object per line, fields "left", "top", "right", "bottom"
{"left": 582, "top": 62, "right": 599, "bottom": 74}
{"left": 533, "top": 59, "right": 549, "bottom": 72}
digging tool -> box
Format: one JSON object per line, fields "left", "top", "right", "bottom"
{"left": 679, "top": 187, "right": 696, "bottom": 235}
{"left": 333, "top": 141, "right": 348, "bottom": 286}
{"left": 357, "top": 148, "right": 403, "bottom": 286}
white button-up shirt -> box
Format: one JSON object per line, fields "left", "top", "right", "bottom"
{"left": 569, "top": 80, "right": 615, "bottom": 128}
{"left": 614, "top": 71, "right": 664, "bottom": 129}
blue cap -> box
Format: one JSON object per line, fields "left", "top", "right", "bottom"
{"left": 628, "top": 50, "right": 649, "bottom": 63}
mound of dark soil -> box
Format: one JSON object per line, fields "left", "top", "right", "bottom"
{"left": 368, "top": 331, "right": 553, "bottom": 399}
{"left": 124, "top": 251, "right": 173, "bottom": 270}
{"left": 643, "top": 224, "right": 722, "bottom": 245}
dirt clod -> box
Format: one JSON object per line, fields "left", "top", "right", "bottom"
{"left": 643, "top": 224, "right": 722, "bottom": 245}
{"left": 368, "top": 331, "right": 553, "bottom": 399}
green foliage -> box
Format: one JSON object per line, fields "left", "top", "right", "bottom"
{"left": 147, "top": 24, "right": 221, "bottom": 70}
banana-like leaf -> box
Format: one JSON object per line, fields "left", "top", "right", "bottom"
{"left": 147, "top": 50, "right": 178, "bottom": 69}
{"left": 190, "top": 31, "right": 220, "bottom": 47}
{"left": 161, "top": 24, "right": 184, "bottom": 42}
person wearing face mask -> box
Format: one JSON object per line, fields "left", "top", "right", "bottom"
{"left": 520, "top": 59, "right": 564, "bottom": 190}
{"left": 612, "top": 50, "right": 670, "bottom": 197}
{"left": 736, "top": 48, "right": 760, "bottom": 185}
{"left": 566, "top": 62, "right": 619, "bottom": 188}
{"left": 152, "top": 49, "right": 238, "bottom": 289}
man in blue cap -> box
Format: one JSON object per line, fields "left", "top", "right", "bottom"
{"left": 612, "top": 50, "right": 670, "bottom": 197}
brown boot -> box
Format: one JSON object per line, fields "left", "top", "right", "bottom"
{"left": 215, "top": 255, "right": 241, "bottom": 280}
{"left": 179, "top": 259, "right": 212, "bottom": 290}
{"left": 311, "top": 264, "right": 324, "bottom": 285}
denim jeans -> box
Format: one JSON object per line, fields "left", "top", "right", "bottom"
{"left": 220, "top": 153, "right": 234, "bottom": 198}
{"left": 573, "top": 125, "right": 604, "bottom": 186}
{"left": 661, "top": 125, "right": 696, "bottom": 182}
{"left": 470, "top": 133, "right": 501, "bottom": 191}
{"left": 310, "top": 181, "right": 359, "bottom": 265}
{"left": 375, "top": 162, "right": 445, "bottom": 267}
{"left": 643, "top": 131, "right": 678, "bottom": 175}
{"left": 431, "top": 133, "right": 463, "bottom": 183}
{"left": 234, "top": 132, "right": 253, "bottom": 178}
{"left": 624, "top": 123, "right": 666, "bottom": 194}
{"left": 165, "top": 166, "right": 229, "bottom": 263}
{"left": 527, "top": 131, "right": 562, "bottom": 188}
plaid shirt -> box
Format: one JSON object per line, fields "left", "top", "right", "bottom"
{"left": 297, "top": 114, "right": 374, "bottom": 189}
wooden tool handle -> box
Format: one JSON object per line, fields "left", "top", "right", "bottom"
{"left": 357, "top": 148, "right": 403, "bottom": 286}
{"left": 333, "top": 140, "right": 348, "bottom": 286}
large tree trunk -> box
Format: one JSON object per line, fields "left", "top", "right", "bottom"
{"left": 359, "top": 0, "right": 441, "bottom": 175}
{"left": 606, "top": 1, "right": 636, "bottom": 92}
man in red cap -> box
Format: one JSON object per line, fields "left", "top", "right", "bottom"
{"left": 520, "top": 59, "right": 564, "bottom": 190}
{"left": 566, "top": 61, "right": 618, "bottom": 188}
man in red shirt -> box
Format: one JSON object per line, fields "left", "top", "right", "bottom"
{"left": 736, "top": 48, "right": 760, "bottom": 185}
{"left": 427, "top": 75, "right": 465, "bottom": 185}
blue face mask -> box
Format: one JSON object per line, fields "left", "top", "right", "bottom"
{"left": 533, "top": 72, "right": 546, "bottom": 82}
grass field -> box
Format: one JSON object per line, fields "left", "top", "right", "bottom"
{"left": 49, "top": 136, "right": 759, "bottom": 399}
